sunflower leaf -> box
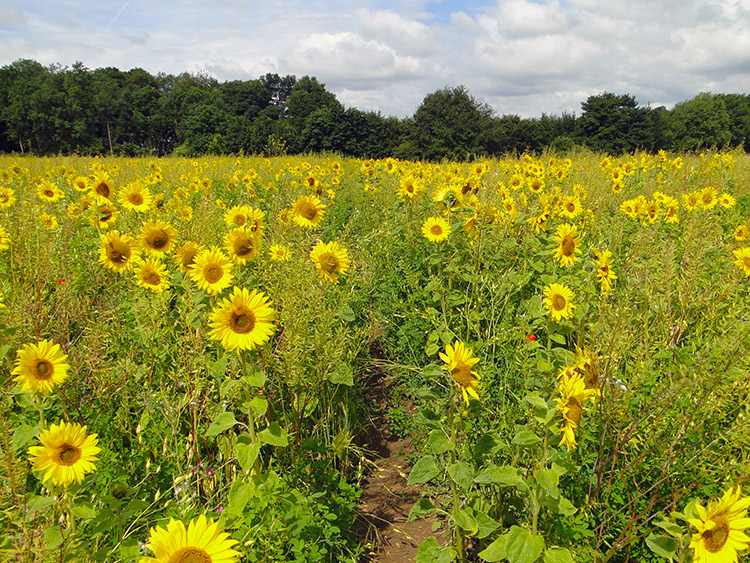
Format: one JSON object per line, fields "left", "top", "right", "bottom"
{"left": 244, "top": 366, "right": 266, "bottom": 387}
{"left": 416, "top": 537, "right": 457, "bottom": 563}
{"left": 205, "top": 411, "right": 238, "bottom": 437}
{"left": 543, "top": 547, "right": 574, "bottom": 563}
{"left": 645, "top": 533, "right": 677, "bottom": 560}
{"left": 258, "top": 422, "right": 288, "bottom": 446}
{"left": 408, "top": 455, "right": 441, "bottom": 485}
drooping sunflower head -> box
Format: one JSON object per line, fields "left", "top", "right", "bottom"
{"left": 27, "top": 420, "right": 100, "bottom": 488}
{"left": 688, "top": 486, "right": 750, "bottom": 563}
{"left": 134, "top": 258, "right": 170, "bottom": 293}
{"left": 208, "top": 287, "right": 276, "bottom": 352}
{"left": 554, "top": 223, "right": 582, "bottom": 267}
{"left": 544, "top": 283, "right": 575, "bottom": 322}
{"left": 90, "top": 172, "right": 113, "bottom": 201}
{"left": 174, "top": 241, "right": 204, "bottom": 273}
{"left": 422, "top": 216, "right": 451, "bottom": 243}
{"left": 12, "top": 339, "right": 70, "bottom": 394}
{"left": 225, "top": 228, "right": 260, "bottom": 264}
{"left": 439, "top": 341, "right": 480, "bottom": 406}
{"left": 141, "top": 514, "right": 241, "bottom": 563}
{"left": 310, "top": 240, "right": 350, "bottom": 284}
{"left": 98, "top": 230, "right": 137, "bottom": 273}
{"left": 190, "top": 247, "right": 234, "bottom": 295}
{"left": 141, "top": 221, "right": 178, "bottom": 256}
{"left": 555, "top": 371, "right": 597, "bottom": 451}
{"left": 292, "top": 195, "right": 326, "bottom": 229}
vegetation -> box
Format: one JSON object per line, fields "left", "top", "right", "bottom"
{"left": 1, "top": 59, "right": 750, "bottom": 158}
{"left": 1, "top": 149, "right": 749, "bottom": 562}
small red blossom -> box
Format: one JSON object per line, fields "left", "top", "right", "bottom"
{"left": 525, "top": 334, "right": 537, "bottom": 342}
{"left": 55, "top": 278, "right": 66, "bottom": 284}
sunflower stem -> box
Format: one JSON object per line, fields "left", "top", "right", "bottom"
{"left": 446, "top": 396, "right": 467, "bottom": 562}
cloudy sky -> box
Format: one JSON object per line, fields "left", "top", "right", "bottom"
{"left": 2, "top": 0, "right": 749, "bottom": 118}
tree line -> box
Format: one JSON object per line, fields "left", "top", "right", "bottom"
{"left": 1, "top": 59, "right": 749, "bottom": 159}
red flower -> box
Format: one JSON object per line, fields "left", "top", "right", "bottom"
{"left": 525, "top": 334, "right": 537, "bottom": 341}
{"left": 55, "top": 278, "right": 66, "bottom": 284}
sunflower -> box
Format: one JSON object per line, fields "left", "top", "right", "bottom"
{"left": 208, "top": 287, "right": 275, "bottom": 352}
{"left": 554, "top": 224, "right": 582, "bottom": 267}
{"left": 140, "top": 514, "right": 241, "bottom": 563}
{"left": 90, "top": 171, "right": 113, "bottom": 201}
{"left": 559, "top": 195, "right": 582, "bottom": 219}
{"left": 225, "top": 228, "right": 260, "bottom": 264}
{"left": 422, "top": 217, "right": 451, "bottom": 243}
{"left": 291, "top": 195, "right": 326, "bottom": 229}
{"left": 310, "top": 240, "right": 350, "bottom": 284}
{"left": 141, "top": 221, "right": 178, "bottom": 257}
{"left": 440, "top": 341, "right": 480, "bottom": 405}
{"left": 37, "top": 181, "right": 64, "bottom": 203}
{"left": 0, "top": 225, "right": 9, "bottom": 252}
{"left": 527, "top": 177, "right": 545, "bottom": 194}
{"left": 527, "top": 210, "right": 549, "bottom": 233}
{"left": 28, "top": 421, "right": 100, "bottom": 488}
{"left": 224, "top": 205, "right": 259, "bottom": 230}
{"left": 699, "top": 186, "right": 719, "bottom": 210}
{"left": 92, "top": 203, "right": 119, "bottom": 229}
{"left": 734, "top": 225, "right": 748, "bottom": 242}
{"left": 38, "top": 211, "right": 58, "bottom": 231}
{"left": 733, "top": 247, "right": 750, "bottom": 277}
{"left": 683, "top": 191, "right": 701, "bottom": 212}
{"left": 134, "top": 258, "right": 170, "bottom": 293}
{"left": 268, "top": 244, "right": 291, "bottom": 262}
{"left": 0, "top": 186, "right": 16, "bottom": 209}
{"left": 556, "top": 371, "right": 598, "bottom": 451}
{"left": 719, "top": 193, "right": 736, "bottom": 209}
{"left": 688, "top": 486, "right": 750, "bottom": 563}
{"left": 397, "top": 176, "right": 424, "bottom": 202}
{"left": 174, "top": 241, "right": 204, "bottom": 273}
{"left": 594, "top": 249, "right": 617, "bottom": 293}
{"left": 544, "top": 283, "right": 575, "bottom": 321}
{"left": 98, "top": 230, "right": 138, "bottom": 273}
{"left": 71, "top": 176, "right": 89, "bottom": 192}
{"left": 12, "top": 339, "right": 70, "bottom": 394}
{"left": 119, "top": 182, "right": 153, "bottom": 212}
{"left": 190, "top": 247, "right": 234, "bottom": 295}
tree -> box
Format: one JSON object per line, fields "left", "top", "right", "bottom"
{"left": 576, "top": 93, "right": 656, "bottom": 155}
{"left": 668, "top": 93, "right": 732, "bottom": 151}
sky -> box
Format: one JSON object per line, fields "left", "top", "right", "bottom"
{"left": 1, "top": 0, "right": 749, "bottom": 118}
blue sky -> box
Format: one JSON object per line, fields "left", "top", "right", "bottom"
{"left": 2, "top": 0, "right": 749, "bottom": 118}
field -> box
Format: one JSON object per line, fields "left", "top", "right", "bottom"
{"left": 1, "top": 150, "right": 749, "bottom": 562}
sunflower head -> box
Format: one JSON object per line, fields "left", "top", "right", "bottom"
{"left": 141, "top": 221, "right": 178, "bottom": 256}
{"left": 208, "top": 287, "right": 276, "bottom": 352}
{"left": 310, "top": 240, "right": 350, "bottom": 283}
{"left": 175, "top": 241, "right": 204, "bottom": 273}
{"left": 134, "top": 258, "right": 170, "bottom": 293}
{"left": 27, "top": 420, "right": 100, "bottom": 487}
{"left": 190, "top": 247, "right": 234, "bottom": 295}
{"left": 422, "top": 217, "right": 451, "bottom": 243}
{"left": 225, "top": 228, "right": 260, "bottom": 264}
{"left": 292, "top": 196, "right": 326, "bottom": 229}
{"left": 544, "top": 283, "right": 575, "bottom": 321}
{"left": 688, "top": 486, "right": 750, "bottom": 563}
{"left": 98, "top": 231, "right": 137, "bottom": 273}
{"left": 141, "top": 514, "right": 241, "bottom": 562}
{"left": 12, "top": 339, "right": 70, "bottom": 394}
{"left": 439, "top": 341, "right": 480, "bottom": 405}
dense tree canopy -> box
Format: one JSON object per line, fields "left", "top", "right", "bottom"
{"left": 0, "top": 59, "right": 748, "bottom": 159}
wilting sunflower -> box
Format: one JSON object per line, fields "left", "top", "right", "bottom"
{"left": 141, "top": 221, "right": 178, "bottom": 256}
{"left": 422, "top": 217, "right": 451, "bottom": 243}
{"left": 291, "top": 195, "right": 326, "bottom": 229}
{"left": 98, "top": 230, "right": 138, "bottom": 273}
{"left": 733, "top": 247, "right": 750, "bottom": 277}
{"left": 440, "top": 341, "right": 480, "bottom": 406}
{"left": 134, "top": 258, "right": 170, "bottom": 293}
{"left": 37, "top": 181, "right": 64, "bottom": 203}
{"left": 268, "top": 244, "right": 291, "bottom": 262}
{"left": 28, "top": 421, "right": 100, "bottom": 488}
{"left": 688, "top": 486, "right": 750, "bottom": 563}
{"left": 310, "top": 240, "right": 350, "bottom": 284}
{"left": 594, "top": 249, "right": 617, "bottom": 293}
{"left": 225, "top": 228, "right": 260, "bottom": 264}
{"left": 119, "top": 182, "right": 153, "bottom": 212}
{"left": 0, "top": 186, "right": 16, "bottom": 209}
{"left": 553, "top": 224, "right": 582, "bottom": 267}
{"left": 90, "top": 171, "right": 114, "bottom": 201}
{"left": 174, "top": 241, "right": 204, "bottom": 273}
{"left": 544, "top": 283, "right": 575, "bottom": 321}
{"left": 208, "top": 287, "right": 275, "bottom": 352}
{"left": 140, "top": 514, "right": 241, "bottom": 563}
{"left": 190, "top": 247, "right": 234, "bottom": 295}
{"left": 556, "top": 371, "right": 598, "bottom": 451}
{"left": 12, "top": 339, "right": 70, "bottom": 394}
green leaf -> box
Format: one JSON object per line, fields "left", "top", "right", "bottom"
{"left": 428, "top": 429, "right": 455, "bottom": 454}
{"left": 258, "top": 422, "right": 288, "bottom": 446}
{"left": 473, "top": 508, "right": 501, "bottom": 539}
{"left": 26, "top": 495, "right": 56, "bottom": 514}
{"left": 512, "top": 429, "right": 542, "bottom": 447}
{"left": 44, "top": 525, "right": 63, "bottom": 549}
{"left": 407, "top": 498, "right": 435, "bottom": 523}
{"left": 543, "top": 547, "right": 574, "bottom": 563}
{"left": 329, "top": 364, "right": 354, "bottom": 386}
{"left": 12, "top": 423, "right": 39, "bottom": 451}
{"left": 426, "top": 342, "right": 440, "bottom": 356}
{"left": 654, "top": 520, "right": 685, "bottom": 538}
{"left": 422, "top": 364, "right": 445, "bottom": 379}
{"left": 474, "top": 432, "right": 503, "bottom": 456}
{"left": 505, "top": 526, "right": 545, "bottom": 563}
{"left": 244, "top": 365, "right": 266, "bottom": 387}
{"left": 453, "top": 507, "right": 478, "bottom": 535}
{"left": 408, "top": 456, "right": 441, "bottom": 486}
{"left": 71, "top": 502, "right": 97, "bottom": 520}
{"left": 227, "top": 481, "right": 254, "bottom": 517}
{"left": 478, "top": 534, "right": 507, "bottom": 562}
{"left": 416, "top": 537, "right": 456, "bottom": 563}
{"left": 205, "top": 411, "right": 238, "bottom": 437}
{"left": 448, "top": 461, "right": 474, "bottom": 491}
{"left": 534, "top": 467, "right": 560, "bottom": 499}
{"left": 338, "top": 305, "right": 355, "bottom": 322}
{"left": 550, "top": 333, "right": 567, "bottom": 345}
{"left": 475, "top": 464, "right": 523, "bottom": 487}
{"left": 236, "top": 441, "right": 260, "bottom": 472}
{"left": 645, "top": 533, "right": 678, "bottom": 560}
{"left": 248, "top": 395, "right": 268, "bottom": 416}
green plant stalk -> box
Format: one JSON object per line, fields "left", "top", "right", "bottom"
{"left": 531, "top": 427, "right": 549, "bottom": 535}
{"left": 447, "top": 395, "right": 466, "bottom": 562}
{"left": 240, "top": 350, "right": 262, "bottom": 475}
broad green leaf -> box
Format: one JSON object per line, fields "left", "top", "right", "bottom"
{"left": 474, "top": 432, "right": 503, "bottom": 456}
{"left": 475, "top": 464, "right": 523, "bottom": 487}
{"left": 646, "top": 533, "right": 678, "bottom": 560}
{"left": 543, "top": 547, "right": 574, "bottom": 563}
{"left": 408, "top": 456, "right": 441, "bottom": 486}
{"left": 71, "top": 502, "right": 97, "bottom": 520}
{"left": 513, "top": 428, "right": 542, "bottom": 447}
{"left": 453, "top": 507, "right": 479, "bottom": 535}
{"left": 407, "top": 498, "right": 435, "bottom": 523}
{"left": 422, "top": 364, "right": 445, "bottom": 379}
{"left": 416, "top": 537, "right": 456, "bottom": 563}
{"left": 258, "top": 422, "right": 288, "bottom": 446}
{"left": 478, "top": 534, "right": 507, "bottom": 561}
{"left": 227, "top": 481, "right": 254, "bottom": 517}
{"left": 12, "top": 423, "right": 39, "bottom": 451}
{"left": 205, "top": 411, "right": 238, "bottom": 437}
{"left": 447, "top": 461, "right": 474, "bottom": 491}
{"left": 338, "top": 305, "right": 355, "bottom": 321}
{"left": 44, "top": 526, "right": 63, "bottom": 549}
{"left": 248, "top": 395, "right": 268, "bottom": 416}
{"left": 534, "top": 467, "right": 560, "bottom": 499}
{"left": 236, "top": 441, "right": 260, "bottom": 472}
{"left": 473, "top": 508, "right": 501, "bottom": 539}
{"left": 654, "top": 520, "right": 684, "bottom": 538}
{"left": 550, "top": 333, "right": 567, "bottom": 345}
{"left": 505, "top": 526, "right": 545, "bottom": 563}
{"left": 330, "top": 364, "right": 354, "bottom": 386}
{"left": 428, "top": 429, "right": 455, "bottom": 454}
{"left": 244, "top": 365, "right": 266, "bottom": 387}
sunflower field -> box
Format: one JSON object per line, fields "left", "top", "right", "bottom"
{"left": 1, "top": 150, "right": 749, "bottom": 562}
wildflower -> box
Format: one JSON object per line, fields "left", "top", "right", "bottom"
{"left": 139, "top": 515, "right": 241, "bottom": 563}
{"left": 12, "top": 339, "right": 70, "bottom": 394}
{"left": 208, "top": 287, "right": 275, "bottom": 352}
{"left": 688, "top": 486, "right": 750, "bottom": 563}
{"left": 28, "top": 421, "right": 100, "bottom": 487}
{"left": 440, "top": 341, "right": 480, "bottom": 406}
